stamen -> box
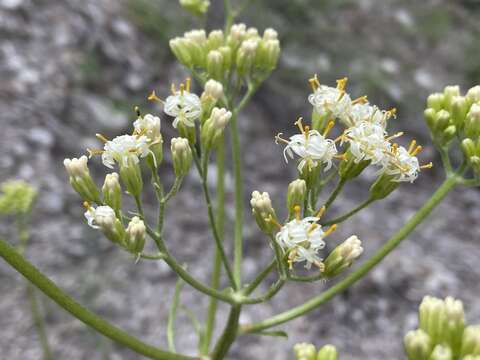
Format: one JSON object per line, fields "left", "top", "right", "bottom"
{"left": 315, "top": 261, "right": 325, "bottom": 272}
{"left": 307, "top": 223, "right": 318, "bottom": 235}
{"left": 266, "top": 215, "right": 283, "bottom": 230}
{"left": 96, "top": 133, "right": 109, "bottom": 143}
{"left": 185, "top": 77, "right": 191, "bottom": 92}
{"left": 308, "top": 74, "right": 320, "bottom": 91}
{"left": 336, "top": 77, "right": 348, "bottom": 91}
{"left": 421, "top": 162, "right": 433, "bottom": 169}
{"left": 304, "top": 125, "right": 310, "bottom": 140}
{"left": 391, "top": 143, "right": 399, "bottom": 155}
{"left": 316, "top": 206, "right": 326, "bottom": 219}
{"left": 87, "top": 148, "right": 104, "bottom": 158}
{"left": 387, "top": 108, "right": 397, "bottom": 118}
{"left": 288, "top": 249, "right": 298, "bottom": 270}
{"left": 148, "top": 90, "right": 164, "bottom": 103}
{"left": 180, "top": 83, "right": 185, "bottom": 96}
{"left": 386, "top": 132, "right": 404, "bottom": 141}
{"left": 295, "top": 117, "right": 305, "bottom": 135}
{"left": 324, "top": 224, "right": 337, "bottom": 237}
{"left": 408, "top": 140, "right": 417, "bottom": 154}
{"left": 334, "top": 153, "right": 347, "bottom": 161}
{"left": 274, "top": 133, "right": 289, "bottom": 145}
{"left": 352, "top": 95, "right": 368, "bottom": 105}
{"left": 411, "top": 145, "right": 423, "bottom": 156}
{"left": 337, "top": 90, "right": 346, "bottom": 101}
{"left": 83, "top": 201, "right": 91, "bottom": 210}
{"left": 323, "top": 120, "right": 335, "bottom": 137}
{"left": 294, "top": 205, "right": 301, "bottom": 221}
{"left": 171, "top": 83, "right": 176, "bottom": 95}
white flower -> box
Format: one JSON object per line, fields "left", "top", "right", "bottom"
{"left": 280, "top": 129, "right": 337, "bottom": 172}
{"left": 101, "top": 134, "right": 150, "bottom": 169}
{"left": 64, "top": 155, "right": 90, "bottom": 178}
{"left": 342, "top": 102, "right": 395, "bottom": 129}
{"left": 275, "top": 216, "right": 326, "bottom": 269}
{"left": 308, "top": 84, "right": 352, "bottom": 118}
{"left": 343, "top": 121, "right": 391, "bottom": 165}
{"left": 164, "top": 91, "right": 202, "bottom": 128}
{"left": 384, "top": 145, "right": 420, "bottom": 182}
{"left": 84, "top": 205, "right": 116, "bottom": 229}
{"left": 339, "top": 235, "right": 364, "bottom": 263}
{"left": 133, "top": 114, "right": 161, "bottom": 141}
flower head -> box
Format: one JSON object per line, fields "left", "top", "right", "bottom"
{"left": 100, "top": 134, "right": 150, "bottom": 169}
{"left": 164, "top": 79, "right": 201, "bottom": 128}
{"left": 342, "top": 102, "right": 395, "bottom": 129}
{"left": 84, "top": 204, "right": 116, "bottom": 229}
{"left": 133, "top": 113, "right": 161, "bottom": 142}
{"left": 384, "top": 144, "right": 421, "bottom": 183}
{"left": 308, "top": 77, "right": 352, "bottom": 119}
{"left": 277, "top": 118, "right": 337, "bottom": 172}
{"left": 343, "top": 121, "right": 391, "bottom": 165}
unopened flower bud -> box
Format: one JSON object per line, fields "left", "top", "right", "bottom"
{"left": 465, "top": 103, "right": 480, "bottom": 138}
{"left": 443, "top": 296, "right": 465, "bottom": 354}
{"left": 250, "top": 191, "right": 277, "bottom": 234}
{"left": 207, "top": 50, "right": 225, "bottom": 80}
{"left": 287, "top": 179, "right": 307, "bottom": 218}
{"left": 451, "top": 96, "right": 469, "bottom": 128}
{"left": 0, "top": 180, "right": 37, "bottom": 215}
{"left": 323, "top": 236, "right": 363, "bottom": 277}
{"left": 246, "top": 27, "right": 259, "bottom": 39}
{"left": 201, "top": 107, "right": 232, "bottom": 150}
{"left": 170, "top": 37, "right": 193, "bottom": 67}
{"left": 443, "top": 85, "right": 461, "bottom": 110}
{"left": 369, "top": 173, "right": 399, "bottom": 200}
{"left": 317, "top": 345, "right": 338, "bottom": 360}
{"left": 203, "top": 79, "right": 224, "bottom": 101}
{"left": 466, "top": 85, "right": 480, "bottom": 105}
{"left": 126, "top": 216, "right": 146, "bottom": 254}
{"left": 218, "top": 46, "right": 232, "bottom": 72}
{"left": 85, "top": 204, "right": 125, "bottom": 245}
{"left": 462, "top": 138, "right": 477, "bottom": 158}
{"left": 171, "top": 137, "right": 192, "bottom": 177}
{"left": 64, "top": 156, "right": 101, "bottom": 203}
{"left": 263, "top": 28, "right": 278, "bottom": 41}
{"left": 119, "top": 157, "right": 143, "bottom": 198}
{"left": 236, "top": 38, "right": 259, "bottom": 76}
{"left": 102, "top": 173, "right": 122, "bottom": 213}
{"left": 255, "top": 39, "right": 280, "bottom": 71}
{"left": 228, "top": 23, "right": 247, "bottom": 48}
{"left": 179, "top": 0, "right": 210, "bottom": 16}
{"left": 184, "top": 29, "right": 207, "bottom": 45}
{"left": 404, "top": 329, "right": 432, "bottom": 360}
{"left": 461, "top": 325, "right": 480, "bottom": 357}
{"left": 427, "top": 93, "right": 445, "bottom": 111}
{"left": 207, "top": 30, "right": 224, "bottom": 50}
{"left": 429, "top": 345, "right": 452, "bottom": 360}
{"left": 294, "top": 343, "right": 316, "bottom": 360}
{"left": 419, "top": 296, "right": 447, "bottom": 345}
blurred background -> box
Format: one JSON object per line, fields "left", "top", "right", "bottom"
{"left": 1, "top": 0, "right": 480, "bottom": 358}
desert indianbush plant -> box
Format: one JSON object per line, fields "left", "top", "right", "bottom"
{"left": 1, "top": 1, "right": 480, "bottom": 359}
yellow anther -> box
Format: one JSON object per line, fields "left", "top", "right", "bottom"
{"left": 87, "top": 148, "right": 104, "bottom": 158}
{"left": 185, "top": 77, "right": 191, "bottom": 92}
{"left": 266, "top": 215, "right": 283, "bottom": 230}
{"left": 288, "top": 249, "right": 298, "bottom": 270}
{"left": 323, "top": 120, "right": 335, "bottom": 137}
{"left": 316, "top": 206, "right": 326, "bottom": 219}
{"left": 411, "top": 145, "right": 423, "bottom": 156}
{"left": 180, "top": 83, "right": 185, "bottom": 96}
{"left": 295, "top": 117, "right": 305, "bottom": 134}
{"left": 386, "top": 132, "right": 404, "bottom": 141}
{"left": 324, "top": 224, "right": 337, "bottom": 237}
{"left": 352, "top": 95, "right": 368, "bottom": 105}
{"left": 95, "top": 133, "right": 109, "bottom": 143}
{"left": 294, "top": 205, "right": 302, "bottom": 221}
{"left": 83, "top": 201, "right": 91, "bottom": 210}
{"left": 274, "top": 133, "right": 289, "bottom": 145}
{"left": 337, "top": 90, "right": 346, "bottom": 101}
{"left": 408, "top": 140, "right": 417, "bottom": 154}
{"left": 148, "top": 90, "right": 164, "bottom": 103}
{"left": 304, "top": 125, "right": 310, "bottom": 139}
{"left": 421, "top": 162, "right": 433, "bottom": 169}
{"left": 391, "top": 143, "right": 399, "bottom": 154}
{"left": 309, "top": 74, "right": 320, "bottom": 91}
{"left": 336, "top": 77, "right": 348, "bottom": 91}
{"left": 315, "top": 261, "right": 325, "bottom": 272}
{"left": 307, "top": 223, "right": 318, "bottom": 235}
{"left": 387, "top": 108, "right": 397, "bottom": 118}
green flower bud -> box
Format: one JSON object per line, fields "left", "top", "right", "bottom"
{"left": 419, "top": 296, "right": 447, "bottom": 345}
{"left": 171, "top": 137, "right": 192, "bottom": 177}
{"left": 64, "top": 156, "right": 101, "bottom": 203}
{"left": 0, "top": 180, "right": 37, "bottom": 215}
{"left": 255, "top": 39, "right": 280, "bottom": 72}
{"left": 462, "top": 138, "right": 477, "bottom": 158}
{"left": 179, "top": 0, "right": 210, "bottom": 16}
{"left": 339, "top": 150, "right": 370, "bottom": 180}
{"left": 263, "top": 28, "right": 278, "bottom": 41}
{"left": 465, "top": 104, "right": 480, "bottom": 139}
{"left": 207, "top": 50, "right": 225, "bottom": 80}
{"left": 236, "top": 38, "right": 259, "bottom": 76}
{"left": 427, "top": 93, "right": 445, "bottom": 112}
{"left": 443, "top": 85, "right": 461, "bottom": 110}
{"left": 466, "top": 85, "right": 480, "bottom": 105}
{"left": 429, "top": 345, "right": 452, "bottom": 360}
{"left": 369, "top": 173, "right": 399, "bottom": 200}
{"left": 85, "top": 205, "right": 126, "bottom": 245}
{"left": 202, "top": 79, "right": 224, "bottom": 102}
{"left": 451, "top": 96, "right": 469, "bottom": 128}
{"left": 102, "top": 173, "right": 122, "bottom": 213}
{"left": 323, "top": 236, "right": 363, "bottom": 278}
{"left": 424, "top": 108, "right": 438, "bottom": 131}
{"left": 442, "top": 125, "right": 457, "bottom": 143}
{"left": 316, "top": 345, "right": 338, "bottom": 360}
{"left": 461, "top": 325, "right": 480, "bottom": 356}
{"left": 119, "top": 157, "right": 143, "bottom": 198}
{"left": 218, "top": 46, "right": 232, "bottom": 72}
{"left": 125, "top": 216, "right": 146, "bottom": 254}
{"left": 201, "top": 107, "right": 232, "bottom": 150}
{"left": 169, "top": 37, "right": 193, "bottom": 67}
{"left": 250, "top": 191, "right": 278, "bottom": 234}
{"left": 443, "top": 296, "right": 465, "bottom": 355}
{"left": 287, "top": 179, "right": 307, "bottom": 218}
{"left": 207, "top": 30, "right": 224, "bottom": 51}
{"left": 294, "top": 343, "right": 317, "bottom": 360}
{"left": 404, "top": 329, "right": 432, "bottom": 360}
{"left": 177, "top": 121, "right": 197, "bottom": 145}
{"left": 184, "top": 29, "right": 208, "bottom": 67}
{"left": 228, "top": 23, "right": 247, "bottom": 49}
{"left": 434, "top": 110, "right": 451, "bottom": 132}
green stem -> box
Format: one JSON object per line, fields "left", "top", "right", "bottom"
{"left": 202, "top": 139, "right": 226, "bottom": 355}
{"left": 240, "top": 175, "right": 458, "bottom": 334}
{"left": 288, "top": 272, "right": 324, "bottom": 283}
{"left": 27, "top": 283, "right": 53, "bottom": 360}
{"left": 167, "top": 278, "right": 184, "bottom": 352}
{"left": 323, "top": 177, "right": 346, "bottom": 209}
{"left": 224, "top": 0, "right": 234, "bottom": 33}
{"left": 241, "top": 279, "right": 285, "bottom": 304}
{"left": 210, "top": 305, "right": 241, "bottom": 360}
{"left": 243, "top": 259, "right": 276, "bottom": 296}
{"left": 158, "top": 177, "right": 183, "bottom": 233}
{"left": 321, "top": 198, "right": 375, "bottom": 226}
{"left": 0, "top": 239, "right": 195, "bottom": 360}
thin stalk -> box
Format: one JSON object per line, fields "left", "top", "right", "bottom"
{"left": 323, "top": 177, "right": 346, "bottom": 209}
{"left": 210, "top": 305, "right": 242, "bottom": 360}
{"left": 27, "top": 283, "right": 53, "bottom": 360}
{"left": 134, "top": 195, "right": 144, "bottom": 218}
{"left": 240, "top": 175, "right": 459, "bottom": 334}
{"left": 158, "top": 177, "right": 183, "bottom": 233}
{"left": 288, "top": 272, "right": 324, "bottom": 283}
{"left": 167, "top": 278, "right": 184, "bottom": 352}
{"left": 243, "top": 259, "right": 276, "bottom": 296}
{"left": 202, "top": 139, "right": 226, "bottom": 355}
{"left": 241, "top": 279, "right": 285, "bottom": 304}
{"left": 0, "top": 239, "right": 195, "bottom": 360}
{"left": 321, "top": 198, "right": 375, "bottom": 226}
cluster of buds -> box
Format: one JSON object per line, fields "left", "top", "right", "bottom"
{"left": 178, "top": 0, "right": 209, "bottom": 16}
{"left": 424, "top": 85, "right": 480, "bottom": 176}
{"left": 169, "top": 24, "right": 280, "bottom": 85}
{"left": 0, "top": 180, "right": 38, "bottom": 216}
{"left": 275, "top": 76, "right": 432, "bottom": 202}
{"left": 250, "top": 189, "right": 363, "bottom": 273}
{"left": 404, "top": 295, "right": 480, "bottom": 360}
{"left": 293, "top": 342, "right": 338, "bottom": 360}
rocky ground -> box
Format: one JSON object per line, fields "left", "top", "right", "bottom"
{"left": 1, "top": 0, "right": 480, "bottom": 359}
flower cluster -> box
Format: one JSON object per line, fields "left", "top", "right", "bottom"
{"left": 169, "top": 24, "right": 280, "bottom": 84}
{"left": 404, "top": 295, "right": 480, "bottom": 360}
{"left": 0, "top": 180, "right": 37, "bottom": 216}
{"left": 424, "top": 85, "right": 480, "bottom": 177}
{"left": 294, "top": 342, "right": 338, "bottom": 360}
